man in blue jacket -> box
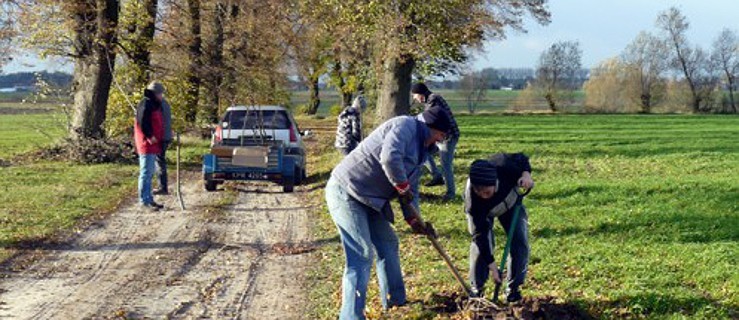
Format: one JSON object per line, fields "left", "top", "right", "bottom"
{"left": 326, "top": 107, "right": 451, "bottom": 320}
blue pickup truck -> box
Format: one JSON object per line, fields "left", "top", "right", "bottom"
{"left": 203, "top": 105, "right": 308, "bottom": 192}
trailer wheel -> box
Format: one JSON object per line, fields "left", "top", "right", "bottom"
{"left": 205, "top": 180, "right": 217, "bottom": 192}
{"left": 282, "top": 176, "right": 295, "bottom": 193}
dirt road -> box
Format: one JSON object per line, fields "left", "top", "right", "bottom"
{"left": 0, "top": 173, "right": 318, "bottom": 319}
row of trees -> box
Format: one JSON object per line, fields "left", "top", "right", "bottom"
{"left": 585, "top": 7, "right": 738, "bottom": 113}
{"left": 1, "top": 0, "right": 552, "bottom": 143}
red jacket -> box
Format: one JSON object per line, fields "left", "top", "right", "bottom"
{"left": 134, "top": 90, "right": 165, "bottom": 155}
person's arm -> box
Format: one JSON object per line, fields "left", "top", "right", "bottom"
{"left": 379, "top": 121, "right": 413, "bottom": 186}
{"left": 509, "top": 153, "right": 534, "bottom": 189}
{"left": 351, "top": 113, "right": 362, "bottom": 143}
{"left": 136, "top": 101, "right": 154, "bottom": 139}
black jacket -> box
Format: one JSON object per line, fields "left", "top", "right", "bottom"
{"left": 464, "top": 153, "right": 531, "bottom": 217}
{"left": 136, "top": 89, "right": 161, "bottom": 138}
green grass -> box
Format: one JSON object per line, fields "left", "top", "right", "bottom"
{"left": 306, "top": 114, "right": 738, "bottom": 319}
{"left": 0, "top": 110, "right": 211, "bottom": 261}
{"left": 0, "top": 113, "right": 65, "bottom": 159}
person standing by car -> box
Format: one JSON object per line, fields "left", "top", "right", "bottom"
{"left": 134, "top": 83, "right": 166, "bottom": 211}
{"left": 325, "top": 106, "right": 450, "bottom": 320}
{"left": 411, "top": 82, "right": 460, "bottom": 202}
{"left": 464, "top": 153, "right": 534, "bottom": 302}
{"left": 334, "top": 91, "right": 367, "bottom": 156}
{"left": 152, "top": 81, "right": 172, "bottom": 195}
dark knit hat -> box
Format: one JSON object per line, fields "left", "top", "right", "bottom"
{"left": 422, "top": 106, "right": 452, "bottom": 134}
{"left": 469, "top": 159, "right": 498, "bottom": 187}
{"left": 411, "top": 82, "right": 431, "bottom": 96}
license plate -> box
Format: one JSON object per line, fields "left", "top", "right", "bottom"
{"left": 226, "top": 172, "right": 267, "bottom": 180}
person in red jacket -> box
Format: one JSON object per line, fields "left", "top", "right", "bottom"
{"left": 134, "top": 83, "right": 166, "bottom": 211}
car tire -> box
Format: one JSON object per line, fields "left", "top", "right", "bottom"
{"left": 205, "top": 180, "right": 217, "bottom": 192}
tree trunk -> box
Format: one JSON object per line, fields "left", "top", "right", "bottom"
{"left": 70, "top": 0, "right": 120, "bottom": 140}
{"left": 203, "top": 1, "right": 225, "bottom": 123}
{"left": 129, "top": 0, "right": 157, "bottom": 84}
{"left": 728, "top": 79, "right": 737, "bottom": 113}
{"left": 185, "top": 0, "right": 202, "bottom": 124}
{"left": 376, "top": 55, "right": 414, "bottom": 122}
{"left": 640, "top": 93, "right": 651, "bottom": 113}
{"left": 545, "top": 92, "right": 557, "bottom": 112}
{"left": 307, "top": 76, "right": 320, "bottom": 114}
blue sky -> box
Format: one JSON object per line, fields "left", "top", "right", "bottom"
{"left": 4, "top": 0, "right": 738, "bottom": 74}
{"left": 472, "top": 0, "right": 739, "bottom": 69}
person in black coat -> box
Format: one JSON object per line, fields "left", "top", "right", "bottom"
{"left": 463, "top": 153, "right": 534, "bottom": 302}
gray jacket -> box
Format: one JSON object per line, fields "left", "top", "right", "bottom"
{"left": 162, "top": 99, "right": 173, "bottom": 142}
{"left": 331, "top": 115, "right": 431, "bottom": 223}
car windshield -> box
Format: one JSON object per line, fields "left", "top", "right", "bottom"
{"left": 222, "top": 110, "right": 290, "bottom": 130}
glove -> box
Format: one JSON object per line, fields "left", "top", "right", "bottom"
{"left": 405, "top": 215, "right": 437, "bottom": 239}
{"left": 406, "top": 215, "right": 426, "bottom": 235}
{"left": 394, "top": 181, "right": 414, "bottom": 204}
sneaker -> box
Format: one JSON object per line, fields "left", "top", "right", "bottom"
{"left": 470, "top": 287, "right": 484, "bottom": 298}
{"left": 506, "top": 288, "right": 522, "bottom": 304}
{"left": 153, "top": 189, "right": 169, "bottom": 195}
{"left": 150, "top": 201, "right": 164, "bottom": 209}
{"left": 139, "top": 203, "right": 160, "bottom": 212}
{"left": 424, "top": 176, "right": 444, "bottom": 187}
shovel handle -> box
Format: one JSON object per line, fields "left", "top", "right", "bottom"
{"left": 400, "top": 200, "right": 472, "bottom": 297}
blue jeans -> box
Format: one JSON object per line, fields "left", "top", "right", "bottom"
{"left": 467, "top": 205, "right": 529, "bottom": 292}
{"left": 325, "top": 178, "right": 406, "bottom": 320}
{"left": 425, "top": 136, "right": 458, "bottom": 197}
{"left": 138, "top": 154, "right": 156, "bottom": 204}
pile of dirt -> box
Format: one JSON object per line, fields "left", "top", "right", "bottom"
{"left": 25, "top": 136, "right": 137, "bottom": 164}
{"left": 429, "top": 291, "right": 592, "bottom": 320}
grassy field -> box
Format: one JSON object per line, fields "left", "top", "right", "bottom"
{"left": 290, "top": 89, "right": 586, "bottom": 115}
{"left": 0, "top": 110, "right": 210, "bottom": 261}
{"left": 304, "top": 114, "right": 738, "bottom": 319}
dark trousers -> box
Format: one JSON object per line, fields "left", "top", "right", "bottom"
{"left": 156, "top": 141, "right": 169, "bottom": 191}
{"left": 467, "top": 205, "right": 529, "bottom": 292}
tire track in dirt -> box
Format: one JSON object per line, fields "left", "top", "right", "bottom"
{"left": 0, "top": 173, "right": 317, "bottom": 319}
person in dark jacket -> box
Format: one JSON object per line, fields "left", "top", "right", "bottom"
{"left": 326, "top": 106, "right": 450, "bottom": 320}
{"left": 134, "top": 85, "right": 166, "bottom": 211}
{"left": 334, "top": 93, "right": 366, "bottom": 155}
{"left": 411, "top": 83, "right": 460, "bottom": 202}
{"left": 464, "top": 153, "right": 535, "bottom": 302}
{"left": 149, "top": 81, "right": 172, "bottom": 195}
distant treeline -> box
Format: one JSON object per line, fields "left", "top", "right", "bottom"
{"left": 426, "top": 67, "right": 590, "bottom": 90}
{"left": 0, "top": 71, "right": 72, "bottom": 89}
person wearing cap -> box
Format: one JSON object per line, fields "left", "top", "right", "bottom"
{"left": 411, "top": 82, "right": 460, "bottom": 202}
{"left": 325, "top": 106, "right": 450, "bottom": 320}
{"left": 148, "top": 81, "right": 173, "bottom": 195}
{"left": 465, "top": 153, "right": 534, "bottom": 302}
{"left": 134, "top": 82, "right": 166, "bottom": 211}
{"left": 334, "top": 91, "right": 367, "bottom": 156}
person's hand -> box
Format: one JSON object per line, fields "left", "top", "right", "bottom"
{"left": 488, "top": 263, "right": 502, "bottom": 284}
{"left": 518, "top": 171, "right": 534, "bottom": 190}
{"left": 147, "top": 136, "right": 158, "bottom": 145}
{"left": 394, "top": 181, "right": 413, "bottom": 204}
{"left": 406, "top": 215, "right": 426, "bottom": 235}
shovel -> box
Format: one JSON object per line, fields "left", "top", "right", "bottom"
{"left": 400, "top": 199, "right": 472, "bottom": 297}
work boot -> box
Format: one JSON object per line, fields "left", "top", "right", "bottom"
{"left": 150, "top": 201, "right": 165, "bottom": 209}
{"left": 139, "top": 203, "right": 160, "bottom": 212}
{"left": 424, "top": 176, "right": 444, "bottom": 187}
{"left": 153, "top": 189, "right": 169, "bottom": 195}
{"left": 506, "top": 288, "right": 522, "bottom": 304}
